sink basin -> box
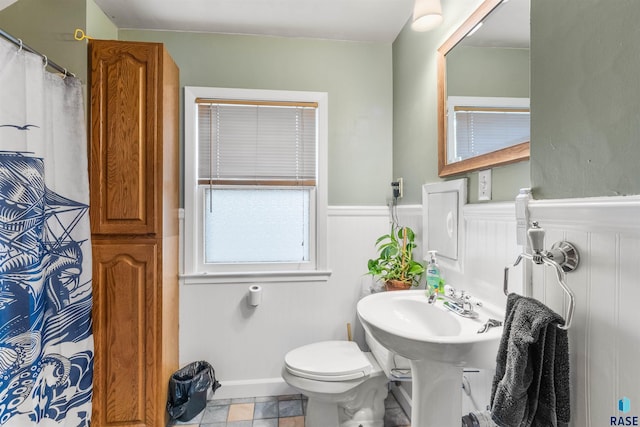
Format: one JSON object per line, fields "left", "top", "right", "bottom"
{"left": 357, "top": 289, "right": 504, "bottom": 426}
{"left": 357, "top": 289, "right": 502, "bottom": 369}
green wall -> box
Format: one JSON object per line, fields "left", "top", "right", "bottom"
{"left": 447, "top": 46, "right": 529, "bottom": 98}
{"left": 531, "top": 0, "right": 640, "bottom": 198}
{"left": 86, "top": 0, "right": 118, "bottom": 41}
{"left": 119, "top": 30, "right": 394, "bottom": 206}
{"left": 392, "top": 0, "right": 530, "bottom": 204}
{"left": 1, "top": 1, "right": 393, "bottom": 206}
{"left": 0, "top": 0, "right": 87, "bottom": 81}
{"left": 6, "top": 0, "right": 637, "bottom": 203}
{"left": 0, "top": 0, "right": 117, "bottom": 100}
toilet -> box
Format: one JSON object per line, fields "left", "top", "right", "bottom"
{"left": 282, "top": 331, "right": 409, "bottom": 427}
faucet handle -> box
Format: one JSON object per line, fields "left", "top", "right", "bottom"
{"left": 477, "top": 318, "right": 503, "bottom": 334}
{"left": 528, "top": 222, "right": 545, "bottom": 254}
{"left": 444, "top": 284, "right": 456, "bottom": 297}
{"left": 460, "top": 293, "right": 482, "bottom": 311}
{"left": 464, "top": 294, "right": 483, "bottom": 308}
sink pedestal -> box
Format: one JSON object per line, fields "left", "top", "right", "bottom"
{"left": 409, "top": 359, "right": 463, "bottom": 426}
{"left": 356, "top": 290, "right": 503, "bottom": 426}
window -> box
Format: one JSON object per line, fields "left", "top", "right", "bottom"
{"left": 447, "top": 96, "right": 530, "bottom": 163}
{"left": 183, "top": 87, "right": 329, "bottom": 283}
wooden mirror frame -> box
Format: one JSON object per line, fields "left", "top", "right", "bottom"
{"left": 437, "top": 0, "right": 530, "bottom": 177}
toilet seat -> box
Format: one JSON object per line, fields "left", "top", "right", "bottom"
{"left": 284, "top": 341, "right": 373, "bottom": 382}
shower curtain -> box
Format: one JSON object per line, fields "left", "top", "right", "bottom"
{"left": 0, "top": 38, "right": 93, "bottom": 425}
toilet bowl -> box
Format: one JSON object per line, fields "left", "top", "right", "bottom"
{"left": 282, "top": 336, "right": 407, "bottom": 427}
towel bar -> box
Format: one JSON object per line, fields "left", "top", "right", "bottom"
{"left": 504, "top": 223, "right": 579, "bottom": 330}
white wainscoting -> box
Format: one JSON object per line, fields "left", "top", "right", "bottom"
{"left": 179, "top": 206, "right": 393, "bottom": 399}
{"left": 528, "top": 196, "right": 640, "bottom": 426}
{"left": 449, "top": 196, "right": 640, "bottom": 425}
{"left": 435, "top": 202, "right": 521, "bottom": 416}
{"left": 179, "top": 196, "right": 639, "bottom": 424}
{"left": 393, "top": 202, "right": 521, "bottom": 416}
{"left": 450, "top": 202, "right": 522, "bottom": 308}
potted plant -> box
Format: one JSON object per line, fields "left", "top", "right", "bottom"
{"left": 367, "top": 224, "right": 425, "bottom": 291}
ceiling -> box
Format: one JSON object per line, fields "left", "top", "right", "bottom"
{"left": 1, "top": 0, "right": 529, "bottom": 46}
{"left": 0, "top": 0, "right": 18, "bottom": 12}
{"left": 2, "top": 0, "right": 529, "bottom": 46}
{"left": 93, "top": 0, "right": 416, "bottom": 43}
{"left": 461, "top": 0, "right": 530, "bottom": 48}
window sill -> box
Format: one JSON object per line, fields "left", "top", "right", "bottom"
{"left": 181, "top": 269, "right": 332, "bottom": 285}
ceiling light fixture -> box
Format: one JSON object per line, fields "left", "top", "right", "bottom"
{"left": 411, "top": 0, "right": 443, "bottom": 32}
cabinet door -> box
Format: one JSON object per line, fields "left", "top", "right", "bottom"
{"left": 89, "top": 40, "right": 160, "bottom": 236}
{"left": 91, "top": 241, "right": 159, "bottom": 427}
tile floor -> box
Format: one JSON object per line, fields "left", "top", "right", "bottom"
{"left": 170, "top": 391, "right": 411, "bottom": 427}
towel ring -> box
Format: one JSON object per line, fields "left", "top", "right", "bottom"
{"left": 504, "top": 251, "right": 576, "bottom": 330}
{"left": 504, "top": 224, "right": 579, "bottom": 330}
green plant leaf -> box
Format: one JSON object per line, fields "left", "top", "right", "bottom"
{"left": 367, "top": 225, "right": 423, "bottom": 283}
{"left": 404, "top": 227, "right": 415, "bottom": 241}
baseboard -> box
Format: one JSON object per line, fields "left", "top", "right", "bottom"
{"left": 209, "top": 377, "right": 297, "bottom": 400}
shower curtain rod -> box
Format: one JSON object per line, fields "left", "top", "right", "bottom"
{"left": 0, "top": 28, "right": 74, "bottom": 77}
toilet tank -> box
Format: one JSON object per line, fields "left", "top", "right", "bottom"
{"left": 365, "top": 329, "right": 411, "bottom": 380}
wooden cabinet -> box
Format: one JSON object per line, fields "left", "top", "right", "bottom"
{"left": 88, "top": 39, "right": 179, "bottom": 427}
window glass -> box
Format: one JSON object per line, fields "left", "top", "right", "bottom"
{"left": 453, "top": 108, "right": 530, "bottom": 161}
{"left": 446, "top": 96, "right": 530, "bottom": 163}
{"left": 204, "top": 188, "right": 310, "bottom": 263}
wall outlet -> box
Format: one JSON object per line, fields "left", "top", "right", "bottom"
{"left": 391, "top": 178, "right": 403, "bottom": 199}
{"left": 478, "top": 169, "right": 492, "bottom": 201}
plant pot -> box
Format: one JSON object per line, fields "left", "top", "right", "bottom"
{"left": 385, "top": 279, "right": 412, "bottom": 291}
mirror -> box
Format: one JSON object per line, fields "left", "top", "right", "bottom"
{"left": 437, "top": 0, "right": 530, "bottom": 177}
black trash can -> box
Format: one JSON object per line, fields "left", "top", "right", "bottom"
{"left": 167, "top": 361, "right": 221, "bottom": 421}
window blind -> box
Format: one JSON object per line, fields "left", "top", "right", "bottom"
{"left": 453, "top": 107, "right": 530, "bottom": 161}
{"left": 197, "top": 101, "right": 317, "bottom": 186}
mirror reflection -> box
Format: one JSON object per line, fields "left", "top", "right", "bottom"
{"left": 437, "top": 0, "right": 530, "bottom": 177}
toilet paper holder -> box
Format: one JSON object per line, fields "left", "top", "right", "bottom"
{"left": 247, "top": 285, "right": 262, "bottom": 307}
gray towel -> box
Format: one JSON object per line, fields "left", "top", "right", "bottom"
{"left": 490, "top": 293, "right": 570, "bottom": 427}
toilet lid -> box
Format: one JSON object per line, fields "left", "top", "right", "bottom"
{"left": 284, "top": 341, "right": 373, "bottom": 382}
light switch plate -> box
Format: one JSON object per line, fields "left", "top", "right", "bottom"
{"left": 478, "top": 169, "right": 492, "bottom": 201}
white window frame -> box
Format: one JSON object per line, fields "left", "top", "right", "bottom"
{"left": 182, "top": 86, "right": 330, "bottom": 284}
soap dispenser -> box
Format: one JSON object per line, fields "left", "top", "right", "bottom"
{"left": 426, "top": 250, "right": 443, "bottom": 297}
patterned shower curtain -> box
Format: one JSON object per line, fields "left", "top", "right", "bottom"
{"left": 0, "top": 38, "right": 93, "bottom": 425}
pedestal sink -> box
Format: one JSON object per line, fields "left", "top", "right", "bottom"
{"left": 357, "top": 290, "right": 503, "bottom": 427}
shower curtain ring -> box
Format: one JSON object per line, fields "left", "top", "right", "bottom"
{"left": 17, "top": 38, "right": 23, "bottom": 52}
{"left": 42, "top": 55, "right": 48, "bottom": 69}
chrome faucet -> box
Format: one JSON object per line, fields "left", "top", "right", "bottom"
{"left": 440, "top": 285, "right": 482, "bottom": 319}
{"left": 427, "top": 290, "right": 438, "bottom": 304}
